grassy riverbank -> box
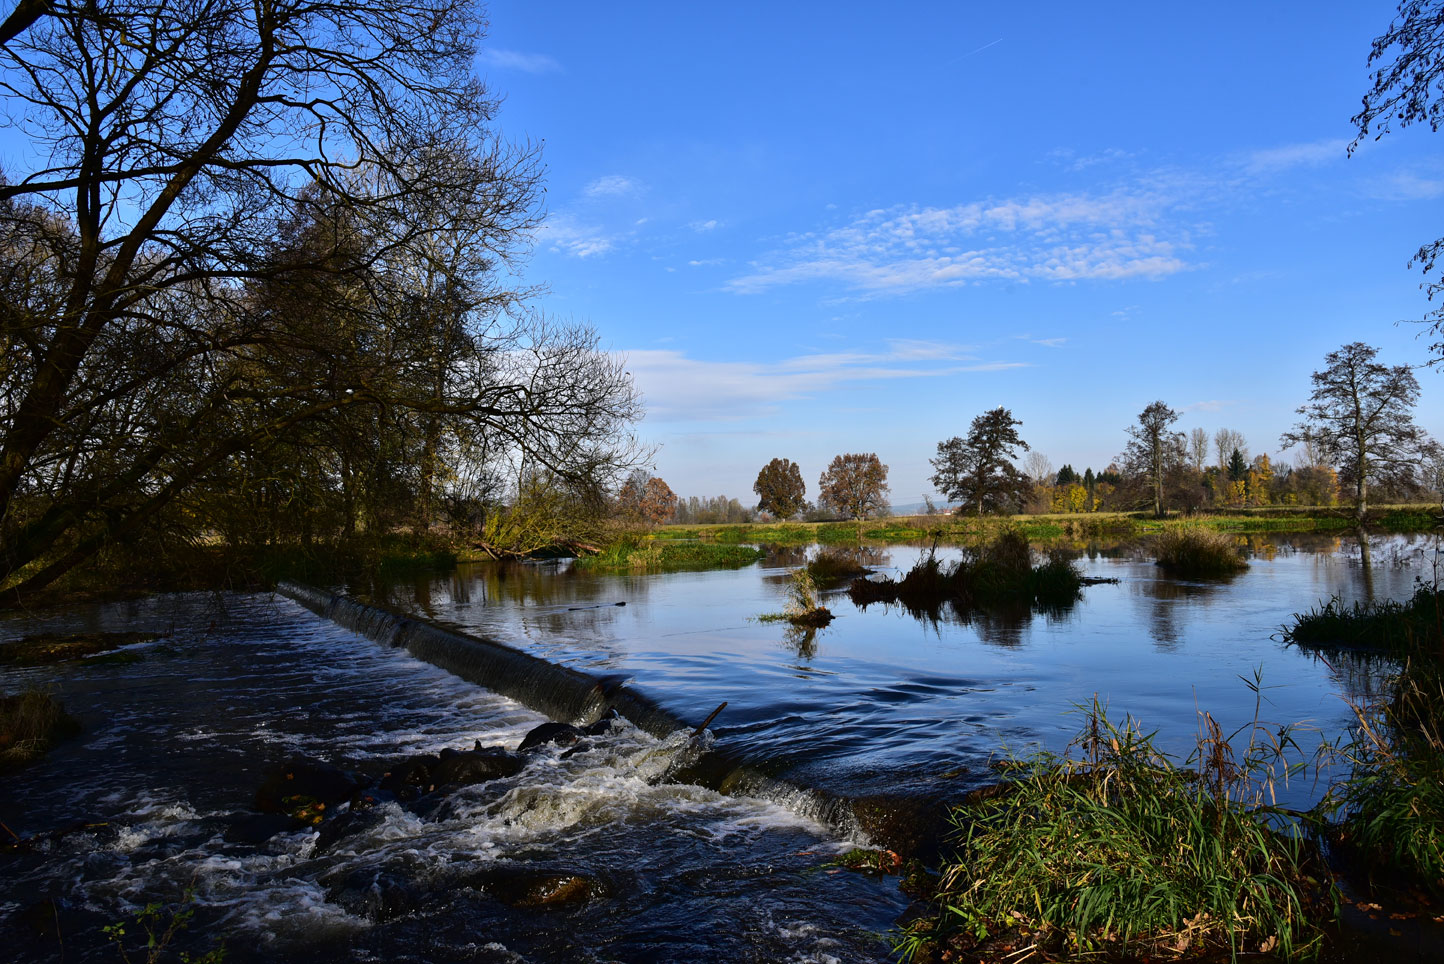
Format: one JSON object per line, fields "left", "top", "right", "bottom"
{"left": 653, "top": 504, "right": 1439, "bottom": 547}
{"left": 901, "top": 583, "right": 1444, "bottom": 962}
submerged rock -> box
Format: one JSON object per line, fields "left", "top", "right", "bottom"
{"left": 467, "top": 866, "right": 611, "bottom": 908}
{"left": 311, "top": 808, "right": 386, "bottom": 856}
{"left": 377, "top": 753, "right": 441, "bottom": 799}
{"left": 849, "top": 794, "right": 951, "bottom": 862}
{"left": 223, "top": 812, "right": 306, "bottom": 845}
{"left": 255, "top": 757, "right": 361, "bottom": 818}
{"left": 323, "top": 868, "right": 421, "bottom": 923}
{"left": 433, "top": 747, "right": 524, "bottom": 787}
{"left": 518, "top": 722, "right": 585, "bottom": 753}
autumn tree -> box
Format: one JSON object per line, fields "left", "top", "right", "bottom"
{"left": 818, "top": 453, "right": 890, "bottom": 520}
{"left": 1281, "top": 342, "right": 1432, "bottom": 519}
{"left": 930, "top": 408, "right": 1031, "bottom": 516}
{"left": 1353, "top": 0, "right": 1444, "bottom": 359}
{"left": 753, "top": 458, "right": 807, "bottom": 520}
{"left": 1120, "top": 401, "right": 1184, "bottom": 517}
{"left": 616, "top": 471, "right": 680, "bottom": 525}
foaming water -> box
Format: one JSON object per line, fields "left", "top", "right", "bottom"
{"left": 0, "top": 594, "right": 905, "bottom": 963}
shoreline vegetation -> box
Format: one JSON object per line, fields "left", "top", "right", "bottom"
{"left": 900, "top": 583, "right": 1444, "bottom": 963}
{"left": 2, "top": 505, "right": 1436, "bottom": 609}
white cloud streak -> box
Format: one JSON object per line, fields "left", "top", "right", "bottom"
{"left": 727, "top": 190, "right": 1192, "bottom": 295}
{"left": 584, "top": 174, "right": 642, "bottom": 198}
{"left": 624, "top": 340, "right": 1027, "bottom": 421}
{"left": 478, "top": 49, "right": 562, "bottom": 74}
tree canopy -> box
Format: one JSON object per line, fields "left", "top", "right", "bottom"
{"left": 753, "top": 458, "right": 806, "bottom": 520}
{"left": 1280, "top": 342, "right": 1432, "bottom": 518}
{"left": 929, "top": 407, "right": 1031, "bottom": 516}
{"left": 1120, "top": 401, "right": 1184, "bottom": 518}
{"left": 818, "top": 453, "right": 889, "bottom": 520}
{"left": 0, "top": 0, "right": 643, "bottom": 596}
{"left": 1353, "top": 0, "right": 1444, "bottom": 359}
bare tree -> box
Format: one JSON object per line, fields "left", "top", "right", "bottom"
{"left": 1022, "top": 450, "right": 1055, "bottom": 487}
{"left": 1281, "top": 342, "right": 1432, "bottom": 519}
{"left": 1188, "top": 427, "right": 1210, "bottom": 470}
{"left": 1213, "top": 428, "right": 1248, "bottom": 471}
{"left": 0, "top": 2, "right": 644, "bottom": 595}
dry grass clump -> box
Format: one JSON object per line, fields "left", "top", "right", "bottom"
{"left": 1153, "top": 527, "right": 1248, "bottom": 578}
{"left": 0, "top": 688, "right": 81, "bottom": 770}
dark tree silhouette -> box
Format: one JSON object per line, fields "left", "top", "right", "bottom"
{"left": 929, "top": 407, "right": 1031, "bottom": 516}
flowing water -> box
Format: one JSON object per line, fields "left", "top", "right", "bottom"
{"left": 0, "top": 530, "right": 1438, "bottom": 962}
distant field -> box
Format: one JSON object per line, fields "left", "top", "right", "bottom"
{"left": 652, "top": 505, "right": 1440, "bottom": 545}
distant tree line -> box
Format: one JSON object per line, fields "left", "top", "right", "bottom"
{"left": 635, "top": 341, "right": 1437, "bottom": 529}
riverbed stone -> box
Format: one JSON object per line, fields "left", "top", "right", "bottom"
{"left": 518, "top": 721, "right": 585, "bottom": 753}
{"left": 433, "top": 747, "right": 525, "bottom": 787}
{"left": 467, "top": 866, "right": 610, "bottom": 908}
{"left": 311, "top": 808, "right": 386, "bottom": 856}
{"left": 849, "top": 794, "right": 951, "bottom": 862}
{"left": 323, "top": 868, "right": 420, "bottom": 923}
{"left": 377, "top": 753, "right": 442, "bottom": 798}
{"left": 255, "top": 757, "right": 360, "bottom": 815}
{"left": 223, "top": 812, "right": 306, "bottom": 845}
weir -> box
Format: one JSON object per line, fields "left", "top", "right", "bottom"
{"left": 276, "top": 581, "right": 862, "bottom": 838}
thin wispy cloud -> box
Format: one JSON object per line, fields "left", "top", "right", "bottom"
{"left": 1182, "top": 399, "right": 1235, "bottom": 413}
{"left": 1242, "top": 138, "right": 1347, "bottom": 175}
{"left": 539, "top": 214, "right": 614, "bottom": 258}
{"left": 624, "top": 340, "right": 1026, "bottom": 421}
{"left": 727, "top": 189, "right": 1191, "bottom": 295}
{"left": 690, "top": 218, "right": 720, "bottom": 232}
{"left": 478, "top": 48, "right": 562, "bottom": 74}
{"left": 584, "top": 174, "right": 642, "bottom": 198}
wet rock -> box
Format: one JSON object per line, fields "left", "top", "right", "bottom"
{"left": 349, "top": 786, "right": 399, "bottom": 811}
{"left": 850, "top": 794, "right": 952, "bottom": 862}
{"left": 323, "top": 868, "right": 420, "bottom": 923}
{"left": 223, "top": 812, "right": 306, "bottom": 845}
{"left": 518, "top": 722, "right": 584, "bottom": 753}
{"left": 377, "top": 753, "right": 442, "bottom": 799}
{"left": 14, "top": 896, "right": 65, "bottom": 937}
{"left": 255, "top": 757, "right": 360, "bottom": 818}
{"left": 468, "top": 867, "right": 610, "bottom": 908}
{"left": 311, "top": 808, "right": 386, "bottom": 856}
{"left": 433, "top": 747, "right": 524, "bottom": 787}
{"left": 582, "top": 709, "right": 621, "bottom": 737}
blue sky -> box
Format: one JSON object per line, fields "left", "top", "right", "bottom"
{"left": 480, "top": 1, "right": 1444, "bottom": 504}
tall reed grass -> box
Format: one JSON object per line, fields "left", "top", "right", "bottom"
{"left": 898, "top": 691, "right": 1334, "bottom": 962}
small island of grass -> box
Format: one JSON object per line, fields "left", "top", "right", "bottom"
{"left": 1152, "top": 527, "right": 1249, "bottom": 578}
